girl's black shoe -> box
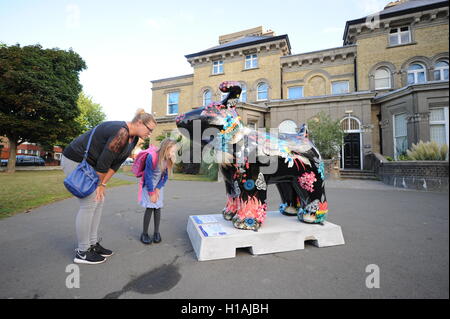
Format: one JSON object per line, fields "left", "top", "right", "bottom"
{"left": 140, "top": 233, "right": 152, "bottom": 245}
{"left": 153, "top": 232, "right": 161, "bottom": 243}
{"left": 91, "top": 242, "right": 114, "bottom": 257}
{"left": 74, "top": 248, "right": 106, "bottom": 265}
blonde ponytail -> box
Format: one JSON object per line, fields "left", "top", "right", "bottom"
{"left": 132, "top": 108, "right": 156, "bottom": 126}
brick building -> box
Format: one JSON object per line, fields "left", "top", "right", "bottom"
{"left": 150, "top": 0, "right": 448, "bottom": 170}
{"left": 0, "top": 138, "right": 63, "bottom": 165}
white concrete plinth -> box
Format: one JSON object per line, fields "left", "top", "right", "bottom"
{"left": 187, "top": 211, "right": 345, "bottom": 261}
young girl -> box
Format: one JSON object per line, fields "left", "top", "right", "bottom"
{"left": 139, "top": 138, "right": 177, "bottom": 245}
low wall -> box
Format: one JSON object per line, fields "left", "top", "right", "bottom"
{"left": 323, "top": 158, "right": 340, "bottom": 180}
{"left": 378, "top": 160, "right": 448, "bottom": 192}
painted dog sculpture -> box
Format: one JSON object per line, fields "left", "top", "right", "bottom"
{"left": 176, "top": 81, "right": 328, "bottom": 231}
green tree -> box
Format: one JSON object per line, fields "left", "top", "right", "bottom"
{"left": 75, "top": 92, "right": 106, "bottom": 133}
{"left": 140, "top": 134, "right": 171, "bottom": 150}
{"left": 0, "top": 44, "right": 86, "bottom": 173}
{"left": 307, "top": 111, "right": 345, "bottom": 159}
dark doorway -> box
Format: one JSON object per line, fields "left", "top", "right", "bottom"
{"left": 343, "top": 133, "right": 361, "bottom": 169}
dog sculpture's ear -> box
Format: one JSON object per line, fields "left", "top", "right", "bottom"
{"left": 219, "top": 81, "right": 242, "bottom": 108}
{"left": 298, "top": 123, "right": 309, "bottom": 138}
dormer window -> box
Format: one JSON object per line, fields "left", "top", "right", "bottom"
{"left": 389, "top": 26, "right": 411, "bottom": 46}
{"left": 212, "top": 60, "right": 223, "bottom": 74}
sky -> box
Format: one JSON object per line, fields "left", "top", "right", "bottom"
{"left": 0, "top": 0, "right": 387, "bottom": 121}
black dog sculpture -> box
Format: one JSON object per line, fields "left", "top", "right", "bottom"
{"left": 176, "top": 81, "right": 328, "bottom": 231}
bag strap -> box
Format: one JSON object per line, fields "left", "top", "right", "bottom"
{"left": 147, "top": 146, "right": 158, "bottom": 169}
{"left": 84, "top": 125, "right": 99, "bottom": 160}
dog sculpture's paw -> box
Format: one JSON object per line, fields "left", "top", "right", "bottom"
{"left": 279, "top": 203, "right": 298, "bottom": 216}
{"left": 222, "top": 209, "right": 236, "bottom": 221}
{"left": 297, "top": 199, "right": 328, "bottom": 224}
{"left": 231, "top": 216, "right": 261, "bottom": 231}
{"left": 223, "top": 196, "right": 239, "bottom": 220}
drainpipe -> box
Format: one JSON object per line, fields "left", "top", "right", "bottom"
{"left": 280, "top": 65, "right": 284, "bottom": 100}
{"left": 377, "top": 112, "right": 383, "bottom": 156}
{"left": 354, "top": 56, "right": 358, "bottom": 92}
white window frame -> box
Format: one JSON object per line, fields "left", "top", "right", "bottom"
{"left": 393, "top": 113, "right": 408, "bottom": 160}
{"left": 331, "top": 80, "right": 350, "bottom": 94}
{"left": 389, "top": 26, "right": 411, "bottom": 46}
{"left": 407, "top": 63, "right": 427, "bottom": 85}
{"left": 374, "top": 67, "right": 391, "bottom": 90}
{"left": 434, "top": 61, "right": 449, "bottom": 81}
{"left": 202, "top": 89, "right": 211, "bottom": 106}
{"left": 429, "top": 107, "right": 449, "bottom": 148}
{"left": 278, "top": 120, "right": 298, "bottom": 134}
{"left": 287, "top": 86, "right": 304, "bottom": 99}
{"left": 247, "top": 121, "right": 257, "bottom": 130}
{"left": 245, "top": 54, "right": 258, "bottom": 69}
{"left": 256, "top": 82, "right": 268, "bottom": 101}
{"left": 212, "top": 60, "right": 223, "bottom": 75}
{"left": 340, "top": 116, "right": 363, "bottom": 170}
{"left": 166, "top": 92, "right": 179, "bottom": 115}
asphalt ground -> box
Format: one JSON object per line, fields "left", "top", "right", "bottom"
{"left": 0, "top": 176, "right": 448, "bottom": 299}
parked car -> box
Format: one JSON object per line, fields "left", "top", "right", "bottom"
{"left": 0, "top": 155, "right": 46, "bottom": 166}
{"left": 121, "top": 158, "right": 134, "bottom": 166}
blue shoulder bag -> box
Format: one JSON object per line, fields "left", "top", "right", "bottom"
{"left": 64, "top": 126, "right": 100, "bottom": 198}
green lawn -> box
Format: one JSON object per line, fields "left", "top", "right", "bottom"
{"left": 0, "top": 170, "right": 133, "bottom": 219}
{"left": 169, "top": 173, "right": 216, "bottom": 182}
{"left": 117, "top": 166, "right": 216, "bottom": 182}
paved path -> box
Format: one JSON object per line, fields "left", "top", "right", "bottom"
{"left": 0, "top": 178, "right": 448, "bottom": 299}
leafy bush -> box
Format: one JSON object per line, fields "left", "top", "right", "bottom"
{"left": 398, "top": 154, "right": 411, "bottom": 161}
{"left": 140, "top": 134, "right": 167, "bottom": 150}
{"left": 199, "top": 147, "right": 219, "bottom": 180}
{"left": 307, "top": 112, "right": 345, "bottom": 159}
{"left": 406, "top": 141, "right": 448, "bottom": 160}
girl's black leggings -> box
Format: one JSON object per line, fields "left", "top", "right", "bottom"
{"left": 143, "top": 208, "right": 161, "bottom": 234}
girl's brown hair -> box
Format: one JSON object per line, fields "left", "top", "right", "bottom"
{"left": 132, "top": 108, "right": 156, "bottom": 126}
{"left": 158, "top": 138, "right": 177, "bottom": 174}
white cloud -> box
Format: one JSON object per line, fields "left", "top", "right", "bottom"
{"left": 79, "top": 52, "right": 192, "bottom": 121}
{"left": 145, "top": 18, "right": 163, "bottom": 29}
{"left": 323, "top": 26, "right": 344, "bottom": 34}
{"left": 356, "top": 0, "right": 386, "bottom": 15}
{"left": 145, "top": 10, "right": 195, "bottom": 30}
{"left": 65, "top": 4, "right": 80, "bottom": 29}
{"left": 176, "top": 11, "right": 195, "bottom": 24}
